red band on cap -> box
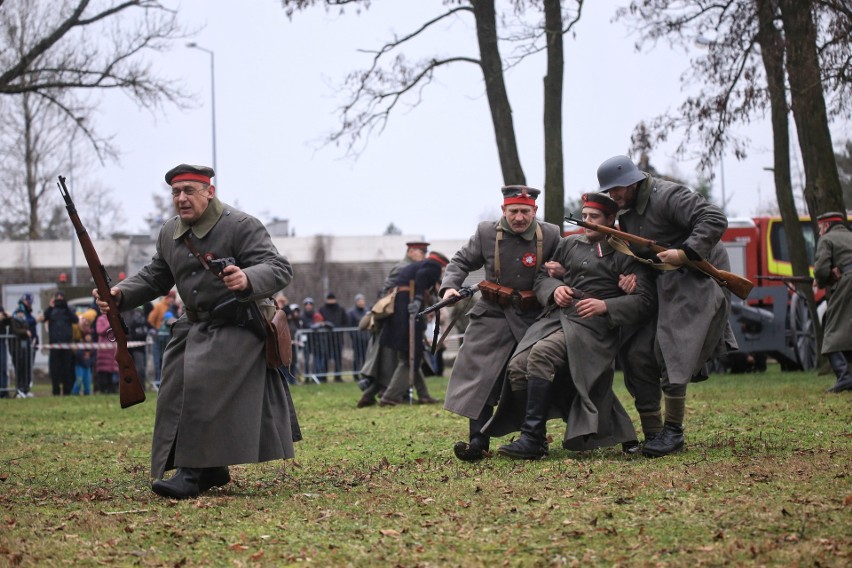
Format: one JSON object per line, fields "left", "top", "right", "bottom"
{"left": 504, "top": 196, "right": 536, "bottom": 207}
{"left": 171, "top": 173, "right": 211, "bottom": 184}
{"left": 583, "top": 201, "right": 612, "bottom": 213}
{"left": 428, "top": 253, "right": 448, "bottom": 267}
{"left": 819, "top": 214, "right": 845, "bottom": 224}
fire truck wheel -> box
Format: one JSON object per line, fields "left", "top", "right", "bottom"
{"left": 789, "top": 293, "right": 817, "bottom": 371}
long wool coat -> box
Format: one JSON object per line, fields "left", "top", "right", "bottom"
{"left": 617, "top": 175, "right": 736, "bottom": 384}
{"left": 118, "top": 198, "right": 298, "bottom": 478}
{"left": 488, "top": 235, "right": 657, "bottom": 450}
{"left": 441, "top": 218, "right": 562, "bottom": 419}
{"left": 814, "top": 223, "right": 852, "bottom": 354}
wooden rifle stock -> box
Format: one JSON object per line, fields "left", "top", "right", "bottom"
{"left": 58, "top": 176, "right": 145, "bottom": 409}
{"left": 565, "top": 215, "right": 754, "bottom": 300}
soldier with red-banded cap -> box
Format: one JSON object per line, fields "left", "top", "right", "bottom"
{"left": 814, "top": 211, "right": 852, "bottom": 393}
{"left": 440, "top": 185, "right": 562, "bottom": 461}
{"left": 96, "top": 163, "right": 300, "bottom": 498}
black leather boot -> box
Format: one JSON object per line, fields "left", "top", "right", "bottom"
{"left": 199, "top": 466, "right": 231, "bottom": 493}
{"left": 497, "top": 378, "right": 552, "bottom": 460}
{"left": 826, "top": 353, "right": 852, "bottom": 393}
{"left": 454, "top": 405, "right": 493, "bottom": 461}
{"left": 642, "top": 422, "right": 684, "bottom": 457}
{"left": 152, "top": 466, "right": 230, "bottom": 498}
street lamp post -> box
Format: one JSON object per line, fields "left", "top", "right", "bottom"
{"left": 719, "top": 148, "right": 727, "bottom": 215}
{"left": 186, "top": 43, "right": 218, "bottom": 181}
{"left": 68, "top": 119, "right": 84, "bottom": 286}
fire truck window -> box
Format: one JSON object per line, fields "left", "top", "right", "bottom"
{"left": 769, "top": 221, "right": 816, "bottom": 265}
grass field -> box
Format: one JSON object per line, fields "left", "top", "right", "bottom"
{"left": 0, "top": 366, "right": 849, "bottom": 567}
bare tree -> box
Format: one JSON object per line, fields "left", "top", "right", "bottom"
{"left": 615, "top": 0, "right": 849, "bottom": 213}
{"left": 0, "top": 0, "right": 192, "bottom": 239}
{"left": 280, "top": 0, "right": 584, "bottom": 226}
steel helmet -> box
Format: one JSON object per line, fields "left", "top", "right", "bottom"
{"left": 597, "top": 155, "right": 645, "bottom": 192}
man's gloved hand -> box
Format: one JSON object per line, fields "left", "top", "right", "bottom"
{"left": 408, "top": 297, "right": 423, "bottom": 315}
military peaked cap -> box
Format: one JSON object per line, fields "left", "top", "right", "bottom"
{"left": 502, "top": 185, "right": 541, "bottom": 206}
{"left": 581, "top": 192, "right": 619, "bottom": 217}
{"left": 165, "top": 164, "right": 215, "bottom": 185}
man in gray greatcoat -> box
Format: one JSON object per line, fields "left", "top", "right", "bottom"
{"left": 441, "top": 186, "right": 562, "bottom": 461}
{"left": 598, "top": 155, "right": 736, "bottom": 457}
{"left": 97, "top": 163, "right": 300, "bottom": 498}
{"left": 490, "top": 192, "right": 656, "bottom": 459}
{"left": 813, "top": 212, "right": 852, "bottom": 393}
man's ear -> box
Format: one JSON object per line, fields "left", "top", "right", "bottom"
{"left": 207, "top": 184, "right": 216, "bottom": 198}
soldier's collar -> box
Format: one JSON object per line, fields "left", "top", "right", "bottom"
{"left": 633, "top": 173, "right": 654, "bottom": 215}
{"left": 499, "top": 217, "right": 539, "bottom": 241}
{"left": 578, "top": 233, "right": 616, "bottom": 254}
{"left": 173, "top": 197, "right": 225, "bottom": 239}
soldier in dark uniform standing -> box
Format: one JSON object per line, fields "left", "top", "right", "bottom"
{"left": 598, "top": 155, "right": 736, "bottom": 457}
{"left": 491, "top": 193, "right": 656, "bottom": 459}
{"left": 813, "top": 212, "right": 852, "bottom": 393}
{"left": 357, "top": 241, "right": 429, "bottom": 407}
{"left": 97, "top": 164, "right": 300, "bottom": 498}
{"left": 440, "top": 186, "right": 562, "bottom": 461}
{"left": 378, "top": 252, "right": 449, "bottom": 405}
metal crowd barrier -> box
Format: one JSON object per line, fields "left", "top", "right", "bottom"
{"left": 292, "top": 326, "right": 371, "bottom": 383}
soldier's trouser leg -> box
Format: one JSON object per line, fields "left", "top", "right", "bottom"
{"left": 643, "top": 381, "right": 686, "bottom": 457}
{"left": 826, "top": 351, "right": 852, "bottom": 393}
{"left": 620, "top": 324, "right": 663, "bottom": 440}
{"left": 498, "top": 331, "right": 566, "bottom": 460}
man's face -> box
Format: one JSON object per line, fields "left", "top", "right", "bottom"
{"left": 502, "top": 204, "right": 537, "bottom": 234}
{"left": 407, "top": 248, "right": 426, "bottom": 262}
{"left": 356, "top": 297, "right": 366, "bottom": 309}
{"left": 818, "top": 221, "right": 830, "bottom": 237}
{"left": 171, "top": 181, "right": 214, "bottom": 224}
{"left": 582, "top": 207, "right": 615, "bottom": 242}
{"left": 606, "top": 183, "right": 637, "bottom": 210}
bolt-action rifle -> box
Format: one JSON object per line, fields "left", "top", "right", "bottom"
{"left": 416, "top": 284, "right": 479, "bottom": 320}
{"left": 565, "top": 214, "right": 754, "bottom": 300}
{"left": 58, "top": 176, "right": 145, "bottom": 409}
{"left": 755, "top": 274, "right": 813, "bottom": 284}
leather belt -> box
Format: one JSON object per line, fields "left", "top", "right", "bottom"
{"left": 185, "top": 308, "right": 212, "bottom": 323}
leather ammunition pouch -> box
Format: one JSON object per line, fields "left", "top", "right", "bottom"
{"left": 267, "top": 307, "right": 292, "bottom": 369}
{"left": 478, "top": 280, "right": 540, "bottom": 312}
{"left": 517, "top": 290, "right": 541, "bottom": 312}
{"left": 478, "top": 280, "right": 514, "bottom": 307}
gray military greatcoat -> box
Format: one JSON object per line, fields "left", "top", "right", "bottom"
{"left": 117, "top": 198, "right": 298, "bottom": 478}
{"left": 814, "top": 223, "right": 852, "bottom": 354}
{"left": 441, "top": 218, "right": 562, "bottom": 419}
{"left": 489, "top": 235, "right": 656, "bottom": 449}
{"left": 617, "top": 175, "right": 736, "bottom": 384}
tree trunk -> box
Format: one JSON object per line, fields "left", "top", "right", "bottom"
{"left": 756, "top": 0, "right": 822, "bottom": 347}
{"left": 779, "top": 0, "right": 846, "bottom": 219}
{"left": 471, "top": 0, "right": 525, "bottom": 185}
{"left": 542, "top": 0, "right": 565, "bottom": 227}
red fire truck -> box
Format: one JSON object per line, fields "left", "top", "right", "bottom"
{"left": 721, "top": 216, "right": 827, "bottom": 372}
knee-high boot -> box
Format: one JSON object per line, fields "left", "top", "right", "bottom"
{"left": 497, "top": 377, "right": 552, "bottom": 460}
{"left": 453, "top": 405, "right": 493, "bottom": 461}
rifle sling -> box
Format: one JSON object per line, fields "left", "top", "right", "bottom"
{"left": 607, "top": 236, "right": 678, "bottom": 271}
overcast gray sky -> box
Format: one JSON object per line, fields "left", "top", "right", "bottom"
{"left": 92, "top": 0, "right": 849, "bottom": 240}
